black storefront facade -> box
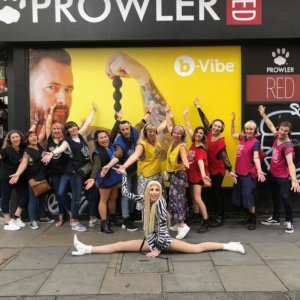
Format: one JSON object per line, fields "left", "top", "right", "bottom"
{"left": 0, "top": 0, "right": 300, "bottom": 214}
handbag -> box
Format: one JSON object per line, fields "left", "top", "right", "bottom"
{"left": 28, "top": 178, "right": 51, "bottom": 197}
{"left": 77, "top": 161, "right": 92, "bottom": 179}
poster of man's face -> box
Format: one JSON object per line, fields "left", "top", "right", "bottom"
{"left": 29, "top": 49, "right": 73, "bottom": 125}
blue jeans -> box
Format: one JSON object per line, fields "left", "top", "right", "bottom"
{"left": 58, "top": 174, "right": 82, "bottom": 220}
{"left": 28, "top": 187, "right": 47, "bottom": 221}
{"left": 51, "top": 175, "right": 66, "bottom": 215}
{"left": 58, "top": 174, "right": 99, "bottom": 220}
{"left": 121, "top": 172, "right": 137, "bottom": 219}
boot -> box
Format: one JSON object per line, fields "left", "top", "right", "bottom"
{"left": 197, "top": 219, "right": 209, "bottom": 233}
{"left": 100, "top": 220, "right": 114, "bottom": 234}
{"left": 247, "top": 213, "right": 256, "bottom": 230}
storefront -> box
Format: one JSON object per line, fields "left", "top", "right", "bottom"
{"left": 1, "top": 0, "right": 299, "bottom": 211}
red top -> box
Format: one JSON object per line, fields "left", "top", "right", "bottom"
{"left": 235, "top": 135, "right": 260, "bottom": 177}
{"left": 187, "top": 144, "right": 208, "bottom": 183}
{"left": 270, "top": 136, "right": 294, "bottom": 178}
{"left": 206, "top": 131, "right": 226, "bottom": 176}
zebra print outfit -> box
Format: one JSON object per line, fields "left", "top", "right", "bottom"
{"left": 121, "top": 175, "right": 172, "bottom": 251}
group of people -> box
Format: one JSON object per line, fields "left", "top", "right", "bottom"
{"left": 1, "top": 95, "right": 299, "bottom": 242}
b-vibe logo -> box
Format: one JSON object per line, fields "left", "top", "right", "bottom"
{"left": 227, "top": 0, "right": 262, "bottom": 25}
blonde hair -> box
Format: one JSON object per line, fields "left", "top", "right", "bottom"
{"left": 244, "top": 120, "right": 257, "bottom": 130}
{"left": 143, "top": 180, "right": 164, "bottom": 236}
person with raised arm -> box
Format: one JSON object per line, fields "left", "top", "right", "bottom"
{"left": 183, "top": 108, "right": 211, "bottom": 233}
{"left": 258, "top": 105, "right": 300, "bottom": 234}
{"left": 71, "top": 174, "right": 246, "bottom": 257}
{"left": 193, "top": 97, "right": 232, "bottom": 227}
{"left": 165, "top": 107, "right": 190, "bottom": 239}
{"left": 42, "top": 104, "right": 97, "bottom": 232}
{"left": 230, "top": 112, "right": 266, "bottom": 230}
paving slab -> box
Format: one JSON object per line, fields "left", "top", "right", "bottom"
{"left": 251, "top": 243, "right": 300, "bottom": 260}
{"left": 167, "top": 252, "right": 210, "bottom": 261}
{"left": 100, "top": 268, "right": 162, "bottom": 294}
{"left": 57, "top": 295, "right": 162, "bottom": 300}
{"left": 163, "top": 261, "right": 224, "bottom": 292}
{"left": 164, "top": 292, "right": 291, "bottom": 300}
{"left": 61, "top": 249, "right": 112, "bottom": 264}
{"left": 267, "top": 260, "right": 300, "bottom": 290}
{"left": 24, "top": 297, "right": 55, "bottom": 300}
{"left": 120, "top": 253, "right": 169, "bottom": 273}
{"left": 0, "top": 248, "right": 19, "bottom": 267}
{"left": 210, "top": 245, "right": 264, "bottom": 266}
{"left": 0, "top": 270, "right": 50, "bottom": 296}
{"left": 289, "top": 291, "right": 300, "bottom": 300}
{"left": 4, "top": 247, "right": 69, "bottom": 270}
{"left": 217, "top": 265, "right": 287, "bottom": 292}
{"left": 37, "top": 263, "right": 106, "bottom": 295}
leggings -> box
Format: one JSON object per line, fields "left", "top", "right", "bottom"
{"left": 1, "top": 179, "right": 27, "bottom": 214}
{"left": 210, "top": 173, "right": 225, "bottom": 218}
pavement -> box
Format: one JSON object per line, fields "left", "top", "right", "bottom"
{"left": 0, "top": 217, "right": 300, "bottom": 300}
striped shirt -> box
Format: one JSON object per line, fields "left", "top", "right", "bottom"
{"left": 121, "top": 175, "right": 172, "bottom": 251}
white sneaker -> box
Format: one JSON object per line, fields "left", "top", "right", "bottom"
{"left": 14, "top": 218, "right": 26, "bottom": 228}
{"left": 176, "top": 224, "right": 190, "bottom": 240}
{"left": 224, "top": 242, "right": 245, "bottom": 254}
{"left": 88, "top": 218, "right": 100, "bottom": 228}
{"left": 169, "top": 224, "right": 178, "bottom": 232}
{"left": 30, "top": 220, "right": 39, "bottom": 230}
{"left": 71, "top": 223, "right": 87, "bottom": 232}
{"left": 4, "top": 220, "right": 21, "bottom": 231}
{"left": 72, "top": 234, "right": 92, "bottom": 255}
{"left": 285, "top": 222, "right": 294, "bottom": 234}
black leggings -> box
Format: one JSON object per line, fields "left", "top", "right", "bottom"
{"left": 1, "top": 179, "right": 27, "bottom": 214}
{"left": 270, "top": 176, "right": 293, "bottom": 223}
{"left": 210, "top": 173, "right": 225, "bottom": 218}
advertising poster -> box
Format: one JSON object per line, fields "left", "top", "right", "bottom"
{"left": 244, "top": 45, "right": 300, "bottom": 175}
{"left": 30, "top": 46, "right": 241, "bottom": 186}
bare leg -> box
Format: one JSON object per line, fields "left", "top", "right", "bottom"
{"left": 193, "top": 185, "right": 208, "bottom": 220}
{"left": 15, "top": 207, "right": 23, "bottom": 218}
{"left": 168, "top": 239, "right": 224, "bottom": 253}
{"left": 108, "top": 186, "right": 118, "bottom": 216}
{"left": 92, "top": 239, "right": 150, "bottom": 254}
{"left": 99, "top": 188, "right": 111, "bottom": 220}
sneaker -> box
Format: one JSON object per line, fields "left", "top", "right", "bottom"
{"left": 169, "top": 224, "right": 178, "bottom": 232}
{"left": 4, "top": 220, "right": 21, "bottom": 231}
{"left": 88, "top": 218, "right": 100, "bottom": 228}
{"left": 72, "top": 234, "right": 92, "bottom": 256}
{"left": 122, "top": 218, "right": 138, "bottom": 232}
{"left": 285, "top": 222, "right": 294, "bottom": 234}
{"left": 224, "top": 242, "right": 245, "bottom": 254}
{"left": 14, "top": 218, "right": 26, "bottom": 228}
{"left": 71, "top": 223, "right": 87, "bottom": 232}
{"left": 176, "top": 224, "right": 190, "bottom": 240}
{"left": 39, "top": 217, "right": 55, "bottom": 224}
{"left": 30, "top": 220, "right": 39, "bottom": 230}
{"left": 260, "top": 216, "right": 280, "bottom": 226}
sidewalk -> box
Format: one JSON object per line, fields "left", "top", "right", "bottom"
{"left": 0, "top": 217, "right": 300, "bottom": 300}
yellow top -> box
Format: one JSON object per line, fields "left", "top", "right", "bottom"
{"left": 167, "top": 143, "right": 186, "bottom": 173}
{"left": 138, "top": 139, "right": 163, "bottom": 177}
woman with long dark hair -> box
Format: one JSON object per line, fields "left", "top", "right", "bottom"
{"left": 1, "top": 130, "right": 27, "bottom": 230}
{"left": 85, "top": 129, "right": 121, "bottom": 233}
{"left": 183, "top": 108, "right": 211, "bottom": 233}
{"left": 10, "top": 131, "right": 50, "bottom": 230}
{"left": 71, "top": 174, "right": 245, "bottom": 257}
{"left": 193, "top": 97, "right": 232, "bottom": 226}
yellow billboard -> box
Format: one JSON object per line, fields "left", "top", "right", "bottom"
{"left": 29, "top": 46, "right": 241, "bottom": 186}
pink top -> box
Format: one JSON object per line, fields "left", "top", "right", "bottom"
{"left": 235, "top": 135, "right": 260, "bottom": 177}
{"left": 270, "top": 137, "right": 294, "bottom": 178}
